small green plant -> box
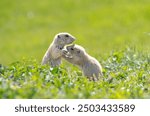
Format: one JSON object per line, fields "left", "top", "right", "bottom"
{"left": 0, "top": 48, "right": 149, "bottom": 98}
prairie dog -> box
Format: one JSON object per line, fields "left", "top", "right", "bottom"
{"left": 41, "top": 32, "right": 76, "bottom": 67}
{"left": 62, "top": 44, "right": 103, "bottom": 81}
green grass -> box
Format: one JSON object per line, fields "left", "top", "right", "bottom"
{"left": 0, "top": 48, "right": 149, "bottom": 98}
{"left": 0, "top": 0, "right": 150, "bottom": 98}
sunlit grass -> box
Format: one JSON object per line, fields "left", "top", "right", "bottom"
{"left": 0, "top": 48, "right": 149, "bottom": 98}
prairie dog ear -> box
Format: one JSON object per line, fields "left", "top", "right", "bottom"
{"left": 57, "top": 35, "right": 61, "bottom": 38}
{"left": 54, "top": 34, "right": 61, "bottom": 44}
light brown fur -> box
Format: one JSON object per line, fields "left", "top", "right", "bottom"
{"left": 41, "top": 32, "right": 75, "bottom": 67}
{"left": 62, "top": 44, "right": 103, "bottom": 81}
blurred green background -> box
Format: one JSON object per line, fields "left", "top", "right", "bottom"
{"left": 0, "top": 0, "right": 150, "bottom": 65}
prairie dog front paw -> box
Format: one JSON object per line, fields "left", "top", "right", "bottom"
{"left": 62, "top": 49, "right": 73, "bottom": 58}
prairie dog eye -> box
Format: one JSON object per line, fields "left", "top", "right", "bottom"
{"left": 71, "top": 48, "right": 74, "bottom": 50}
{"left": 65, "top": 34, "right": 69, "bottom": 37}
{"left": 57, "top": 35, "right": 61, "bottom": 38}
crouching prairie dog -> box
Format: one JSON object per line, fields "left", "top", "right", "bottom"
{"left": 41, "top": 32, "right": 76, "bottom": 67}
{"left": 62, "top": 44, "right": 103, "bottom": 81}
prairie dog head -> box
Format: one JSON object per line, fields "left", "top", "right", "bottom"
{"left": 65, "top": 44, "right": 86, "bottom": 64}
{"left": 54, "top": 32, "right": 76, "bottom": 47}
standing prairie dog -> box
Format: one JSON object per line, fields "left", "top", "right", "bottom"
{"left": 41, "top": 32, "right": 76, "bottom": 67}
{"left": 62, "top": 44, "right": 103, "bottom": 81}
